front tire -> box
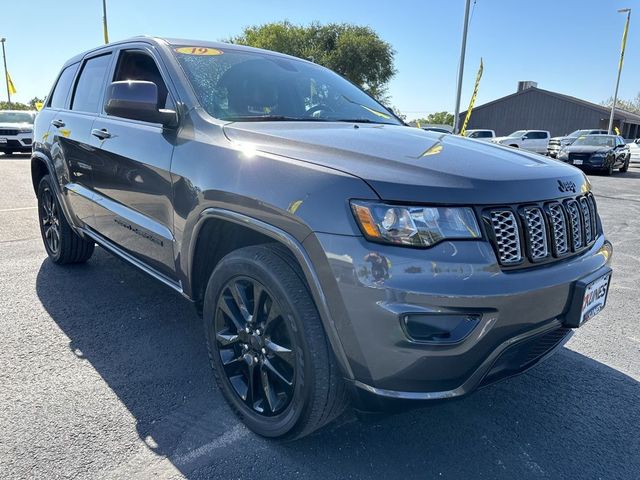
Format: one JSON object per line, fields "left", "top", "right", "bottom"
{"left": 203, "top": 244, "right": 347, "bottom": 439}
{"left": 37, "top": 175, "right": 95, "bottom": 264}
{"left": 619, "top": 156, "right": 630, "bottom": 173}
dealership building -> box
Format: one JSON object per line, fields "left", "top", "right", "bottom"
{"left": 459, "top": 82, "right": 640, "bottom": 139}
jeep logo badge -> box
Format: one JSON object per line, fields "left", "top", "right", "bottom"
{"left": 557, "top": 180, "right": 577, "bottom": 193}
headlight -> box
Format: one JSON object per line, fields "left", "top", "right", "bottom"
{"left": 19, "top": 128, "right": 33, "bottom": 133}
{"left": 591, "top": 151, "right": 606, "bottom": 158}
{"left": 557, "top": 150, "right": 568, "bottom": 159}
{"left": 351, "top": 200, "right": 481, "bottom": 247}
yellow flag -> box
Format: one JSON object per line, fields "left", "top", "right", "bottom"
{"left": 35, "top": 102, "right": 44, "bottom": 111}
{"left": 619, "top": 14, "right": 630, "bottom": 72}
{"left": 460, "top": 58, "right": 484, "bottom": 136}
{"left": 416, "top": 120, "right": 422, "bottom": 128}
{"left": 6, "top": 72, "right": 16, "bottom": 95}
{"left": 614, "top": 126, "right": 620, "bottom": 135}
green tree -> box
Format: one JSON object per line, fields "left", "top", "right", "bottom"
{"left": 29, "top": 97, "right": 45, "bottom": 109}
{"left": 411, "top": 112, "right": 454, "bottom": 127}
{"left": 0, "top": 101, "right": 31, "bottom": 110}
{"left": 229, "top": 21, "right": 396, "bottom": 101}
{"left": 601, "top": 93, "right": 640, "bottom": 114}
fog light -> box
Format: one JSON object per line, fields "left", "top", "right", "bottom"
{"left": 402, "top": 313, "right": 481, "bottom": 344}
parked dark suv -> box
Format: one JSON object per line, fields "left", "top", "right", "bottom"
{"left": 32, "top": 37, "right": 613, "bottom": 439}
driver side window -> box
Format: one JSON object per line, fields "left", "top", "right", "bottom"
{"left": 113, "top": 50, "right": 174, "bottom": 110}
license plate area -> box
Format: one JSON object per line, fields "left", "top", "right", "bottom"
{"left": 565, "top": 268, "right": 612, "bottom": 328}
{"left": 573, "top": 159, "right": 583, "bottom": 165}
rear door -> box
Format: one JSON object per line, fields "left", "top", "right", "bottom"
{"left": 88, "top": 45, "right": 178, "bottom": 281}
{"left": 49, "top": 52, "right": 113, "bottom": 225}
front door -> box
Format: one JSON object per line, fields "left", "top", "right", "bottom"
{"left": 88, "top": 47, "right": 177, "bottom": 281}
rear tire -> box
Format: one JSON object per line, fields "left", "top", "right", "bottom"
{"left": 203, "top": 244, "right": 348, "bottom": 440}
{"left": 37, "top": 175, "right": 95, "bottom": 264}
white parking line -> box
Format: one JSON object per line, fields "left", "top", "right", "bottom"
{"left": 0, "top": 206, "right": 37, "bottom": 213}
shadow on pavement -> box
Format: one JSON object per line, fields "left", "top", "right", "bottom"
{"left": 36, "top": 249, "right": 640, "bottom": 479}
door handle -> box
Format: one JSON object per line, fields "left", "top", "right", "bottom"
{"left": 91, "top": 128, "right": 112, "bottom": 140}
{"left": 51, "top": 119, "right": 65, "bottom": 128}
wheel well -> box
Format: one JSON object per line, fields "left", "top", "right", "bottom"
{"left": 31, "top": 158, "right": 48, "bottom": 193}
{"left": 509, "top": 144, "right": 519, "bottom": 148}
{"left": 191, "top": 218, "right": 279, "bottom": 314}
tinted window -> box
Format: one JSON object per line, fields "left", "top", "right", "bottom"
{"left": 48, "top": 64, "right": 79, "bottom": 109}
{"left": 473, "top": 131, "right": 492, "bottom": 138}
{"left": 71, "top": 54, "right": 112, "bottom": 113}
{"left": 526, "top": 131, "right": 547, "bottom": 139}
{"left": 113, "top": 50, "right": 173, "bottom": 110}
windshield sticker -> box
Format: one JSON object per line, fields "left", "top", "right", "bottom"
{"left": 174, "top": 47, "right": 223, "bottom": 56}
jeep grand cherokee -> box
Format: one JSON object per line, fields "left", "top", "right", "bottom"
{"left": 32, "top": 37, "right": 613, "bottom": 439}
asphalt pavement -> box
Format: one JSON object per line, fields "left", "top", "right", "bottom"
{"left": 0, "top": 152, "right": 639, "bottom": 479}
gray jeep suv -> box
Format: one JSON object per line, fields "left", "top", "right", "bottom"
{"left": 32, "top": 37, "right": 613, "bottom": 439}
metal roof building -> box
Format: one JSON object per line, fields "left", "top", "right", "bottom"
{"left": 459, "top": 82, "right": 640, "bottom": 139}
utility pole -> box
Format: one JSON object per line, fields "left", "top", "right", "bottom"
{"left": 102, "top": 0, "right": 109, "bottom": 44}
{"left": 608, "top": 8, "right": 631, "bottom": 134}
{"left": 0, "top": 38, "right": 10, "bottom": 108}
{"left": 452, "top": 0, "right": 471, "bottom": 134}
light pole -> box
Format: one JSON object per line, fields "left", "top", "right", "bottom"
{"left": 608, "top": 8, "right": 631, "bottom": 134}
{"left": 0, "top": 38, "right": 10, "bottom": 108}
{"left": 452, "top": 0, "right": 471, "bottom": 134}
{"left": 102, "top": 0, "right": 109, "bottom": 44}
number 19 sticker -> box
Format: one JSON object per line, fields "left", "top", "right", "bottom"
{"left": 174, "top": 47, "right": 223, "bottom": 56}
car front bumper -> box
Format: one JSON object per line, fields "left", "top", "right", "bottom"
{"left": 0, "top": 134, "right": 33, "bottom": 152}
{"left": 303, "top": 232, "right": 612, "bottom": 407}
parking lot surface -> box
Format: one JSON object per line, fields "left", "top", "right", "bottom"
{"left": 1, "top": 152, "right": 639, "bottom": 479}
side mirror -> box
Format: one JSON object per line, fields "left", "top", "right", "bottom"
{"left": 104, "top": 81, "right": 177, "bottom": 127}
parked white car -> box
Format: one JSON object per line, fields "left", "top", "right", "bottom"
{"left": 0, "top": 110, "right": 37, "bottom": 155}
{"left": 491, "top": 130, "right": 550, "bottom": 153}
{"left": 464, "top": 129, "right": 495, "bottom": 141}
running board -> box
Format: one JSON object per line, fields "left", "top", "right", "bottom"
{"left": 80, "top": 227, "right": 184, "bottom": 295}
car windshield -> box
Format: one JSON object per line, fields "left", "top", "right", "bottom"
{"left": 0, "top": 111, "right": 35, "bottom": 124}
{"left": 507, "top": 130, "right": 526, "bottom": 137}
{"left": 173, "top": 46, "right": 401, "bottom": 125}
{"left": 572, "top": 135, "right": 615, "bottom": 147}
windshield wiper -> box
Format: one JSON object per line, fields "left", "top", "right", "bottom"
{"left": 333, "top": 118, "right": 397, "bottom": 125}
{"left": 225, "top": 115, "right": 329, "bottom": 122}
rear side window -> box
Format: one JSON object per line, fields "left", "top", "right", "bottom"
{"left": 71, "top": 54, "right": 112, "bottom": 113}
{"left": 48, "top": 63, "right": 79, "bottom": 109}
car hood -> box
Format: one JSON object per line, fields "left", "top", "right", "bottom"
{"left": 223, "top": 122, "right": 589, "bottom": 204}
{"left": 564, "top": 145, "right": 612, "bottom": 154}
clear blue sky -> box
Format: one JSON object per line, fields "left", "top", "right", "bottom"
{"left": 2, "top": 0, "right": 638, "bottom": 119}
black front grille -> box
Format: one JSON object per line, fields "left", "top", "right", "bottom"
{"left": 484, "top": 193, "right": 599, "bottom": 268}
{"left": 568, "top": 153, "right": 590, "bottom": 161}
{"left": 0, "top": 129, "right": 20, "bottom": 136}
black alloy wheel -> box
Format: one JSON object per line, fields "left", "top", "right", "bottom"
{"left": 214, "top": 276, "right": 296, "bottom": 416}
{"left": 203, "top": 244, "right": 348, "bottom": 439}
{"left": 37, "top": 175, "right": 95, "bottom": 264}
{"left": 39, "top": 185, "right": 62, "bottom": 255}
